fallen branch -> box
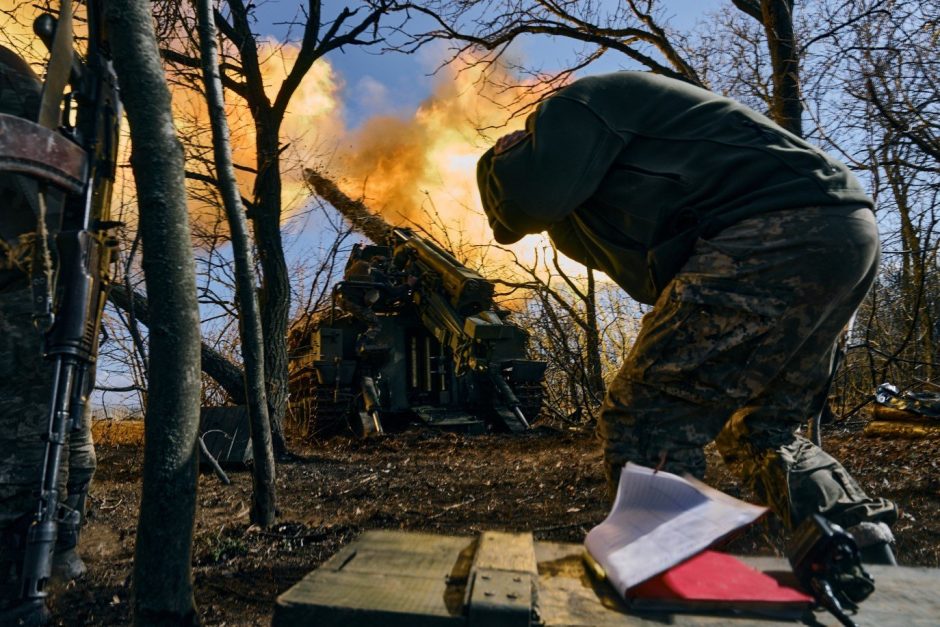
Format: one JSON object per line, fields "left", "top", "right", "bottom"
{"left": 199, "top": 435, "right": 231, "bottom": 485}
{"left": 429, "top": 497, "right": 476, "bottom": 519}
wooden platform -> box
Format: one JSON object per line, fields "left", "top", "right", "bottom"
{"left": 273, "top": 530, "right": 940, "bottom": 626}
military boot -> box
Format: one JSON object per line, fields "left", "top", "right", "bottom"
{"left": 51, "top": 486, "right": 88, "bottom": 582}
{"left": 51, "top": 527, "right": 86, "bottom": 582}
{"left": 848, "top": 521, "right": 898, "bottom": 566}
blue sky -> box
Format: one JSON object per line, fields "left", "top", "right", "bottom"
{"left": 93, "top": 0, "right": 722, "bottom": 410}
{"left": 250, "top": 0, "right": 717, "bottom": 128}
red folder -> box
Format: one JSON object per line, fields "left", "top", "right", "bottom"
{"left": 627, "top": 550, "right": 813, "bottom": 617}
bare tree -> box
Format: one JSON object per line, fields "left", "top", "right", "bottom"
{"left": 105, "top": 0, "right": 202, "bottom": 623}
{"left": 396, "top": 1, "right": 811, "bottom": 134}
{"left": 195, "top": 0, "right": 276, "bottom": 526}
{"left": 494, "top": 244, "right": 643, "bottom": 423}
{"left": 159, "top": 0, "right": 399, "bottom": 458}
{"left": 833, "top": 1, "right": 940, "bottom": 401}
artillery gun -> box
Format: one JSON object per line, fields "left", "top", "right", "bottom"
{"left": 289, "top": 170, "right": 546, "bottom": 438}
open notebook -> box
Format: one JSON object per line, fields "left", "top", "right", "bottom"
{"left": 585, "top": 463, "right": 812, "bottom": 616}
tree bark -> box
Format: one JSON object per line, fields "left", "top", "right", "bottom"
{"left": 105, "top": 2, "right": 201, "bottom": 625}
{"left": 109, "top": 285, "right": 247, "bottom": 405}
{"left": 196, "top": 0, "right": 276, "bottom": 526}
{"left": 584, "top": 268, "right": 605, "bottom": 400}
{"left": 252, "top": 117, "right": 291, "bottom": 459}
{"left": 760, "top": 0, "right": 802, "bottom": 136}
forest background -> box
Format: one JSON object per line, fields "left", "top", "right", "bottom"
{"left": 1, "top": 0, "right": 935, "bottom": 436}
{"left": 0, "top": 0, "right": 936, "bottom": 623}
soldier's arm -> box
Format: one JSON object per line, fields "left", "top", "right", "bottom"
{"left": 476, "top": 96, "right": 624, "bottom": 242}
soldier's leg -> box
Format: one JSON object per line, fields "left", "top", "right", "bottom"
{"left": 716, "top": 354, "right": 897, "bottom": 532}
{"left": 597, "top": 275, "right": 772, "bottom": 499}
{"left": 597, "top": 207, "right": 826, "bottom": 493}
{"left": 703, "top": 207, "right": 897, "bottom": 531}
{"left": 600, "top": 206, "right": 896, "bottom": 536}
{"left": 53, "top": 369, "right": 96, "bottom": 582}
{"left": 0, "top": 290, "right": 58, "bottom": 615}
{"left": 714, "top": 276, "right": 896, "bottom": 533}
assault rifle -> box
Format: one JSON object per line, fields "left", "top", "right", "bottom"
{"left": 0, "top": 0, "right": 120, "bottom": 613}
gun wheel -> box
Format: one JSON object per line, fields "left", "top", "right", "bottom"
{"left": 511, "top": 380, "right": 545, "bottom": 425}
{"left": 308, "top": 384, "right": 354, "bottom": 439}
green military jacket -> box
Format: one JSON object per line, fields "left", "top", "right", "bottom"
{"left": 477, "top": 72, "right": 874, "bottom": 304}
{"left": 0, "top": 46, "right": 44, "bottom": 292}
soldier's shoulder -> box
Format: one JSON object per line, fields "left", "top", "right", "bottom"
{"left": 0, "top": 45, "right": 40, "bottom": 84}
{"left": 0, "top": 45, "right": 42, "bottom": 119}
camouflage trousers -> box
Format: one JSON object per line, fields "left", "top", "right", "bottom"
{"left": 0, "top": 288, "right": 96, "bottom": 602}
{"left": 598, "top": 205, "right": 897, "bottom": 530}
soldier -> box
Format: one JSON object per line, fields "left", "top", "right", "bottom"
{"left": 339, "top": 244, "right": 417, "bottom": 349}
{"left": 0, "top": 45, "right": 96, "bottom": 623}
{"left": 477, "top": 72, "right": 897, "bottom": 562}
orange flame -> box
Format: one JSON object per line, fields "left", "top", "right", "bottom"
{"left": 3, "top": 7, "right": 578, "bottom": 277}
{"left": 173, "top": 38, "right": 344, "bottom": 237}
{"left": 329, "top": 57, "right": 547, "bottom": 261}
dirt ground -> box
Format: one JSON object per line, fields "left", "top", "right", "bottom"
{"left": 49, "top": 417, "right": 940, "bottom": 626}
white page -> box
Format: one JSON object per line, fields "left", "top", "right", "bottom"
{"left": 585, "top": 463, "right": 767, "bottom": 595}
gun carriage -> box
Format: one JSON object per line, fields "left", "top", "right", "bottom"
{"left": 290, "top": 171, "right": 546, "bottom": 438}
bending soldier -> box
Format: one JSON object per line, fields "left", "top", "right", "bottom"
{"left": 477, "top": 72, "right": 897, "bottom": 562}
{"left": 0, "top": 45, "right": 96, "bottom": 624}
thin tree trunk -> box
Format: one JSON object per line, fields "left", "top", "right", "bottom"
{"left": 195, "top": 0, "right": 276, "bottom": 526}
{"left": 584, "top": 268, "right": 605, "bottom": 400}
{"left": 252, "top": 120, "right": 290, "bottom": 459}
{"left": 105, "top": 1, "right": 201, "bottom": 624}
{"left": 761, "top": 0, "right": 802, "bottom": 136}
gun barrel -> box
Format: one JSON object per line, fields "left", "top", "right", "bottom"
{"left": 304, "top": 168, "right": 394, "bottom": 243}
{"left": 20, "top": 357, "right": 82, "bottom": 601}
{"left": 394, "top": 230, "right": 494, "bottom": 314}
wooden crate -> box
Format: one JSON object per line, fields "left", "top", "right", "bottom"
{"left": 273, "top": 530, "right": 940, "bottom": 626}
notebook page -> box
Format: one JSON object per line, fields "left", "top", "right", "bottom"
{"left": 585, "top": 463, "right": 766, "bottom": 594}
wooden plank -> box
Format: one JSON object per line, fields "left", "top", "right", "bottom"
{"left": 871, "top": 404, "right": 939, "bottom": 423}
{"left": 274, "top": 531, "right": 940, "bottom": 627}
{"left": 274, "top": 569, "right": 465, "bottom": 627}
{"left": 473, "top": 531, "right": 538, "bottom": 575}
{"left": 864, "top": 420, "right": 940, "bottom": 438}
{"left": 274, "top": 530, "right": 474, "bottom": 627}
{"left": 466, "top": 532, "right": 537, "bottom": 627}
{"left": 322, "top": 530, "right": 475, "bottom": 575}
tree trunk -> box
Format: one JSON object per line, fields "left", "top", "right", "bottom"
{"left": 196, "top": 0, "right": 276, "bottom": 526}
{"left": 760, "top": 0, "right": 802, "bottom": 137}
{"left": 252, "top": 117, "right": 290, "bottom": 458}
{"left": 105, "top": 1, "right": 201, "bottom": 625}
{"left": 584, "top": 268, "right": 605, "bottom": 400}
{"left": 109, "top": 285, "right": 247, "bottom": 405}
